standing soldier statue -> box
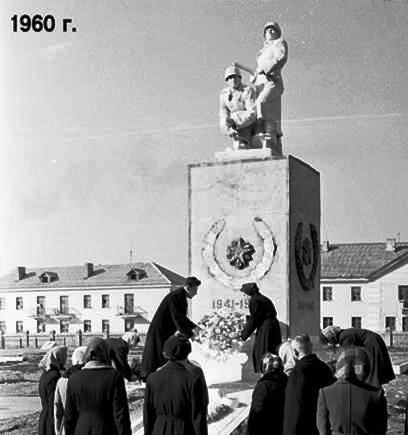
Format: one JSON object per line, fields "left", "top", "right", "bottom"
{"left": 233, "top": 21, "right": 288, "bottom": 155}
{"left": 219, "top": 65, "right": 257, "bottom": 150}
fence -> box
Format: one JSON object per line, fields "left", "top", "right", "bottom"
{"left": 0, "top": 330, "right": 147, "bottom": 350}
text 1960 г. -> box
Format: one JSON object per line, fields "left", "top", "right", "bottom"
{"left": 11, "top": 15, "right": 77, "bottom": 32}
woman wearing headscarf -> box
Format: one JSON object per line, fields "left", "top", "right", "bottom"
{"left": 54, "top": 346, "right": 87, "bottom": 435}
{"left": 321, "top": 325, "right": 395, "bottom": 388}
{"left": 239, "top": 282, "right": 282, "bottom": 373}
{"left": 106, "top": 329, "right": 140, "bottom": 381}
{"left": 317, "top": 346, "right": 388, "bottom": 435}
{"left": 247, "top": 353, "right": 287, "bottom": 435}
{"left": 143, "top": 335, "right": 208, "bottom": 435}
{"left": 38, "top": 345, "right": 68, "bottom": 435}
{"left": 64, "top": 337, "right": 131, "bottom": 435}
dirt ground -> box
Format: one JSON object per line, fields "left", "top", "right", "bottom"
{"left": 0, "top": 348, "right": 407, "bottom": 434}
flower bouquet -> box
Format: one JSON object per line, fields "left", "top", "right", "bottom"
{"left": 190, "top": 309, "right": 248, "bottom": 385}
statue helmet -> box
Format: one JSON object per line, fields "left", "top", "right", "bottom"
{"left": 263, "top": 22, "right": 281, "bottom": 38}
{"left": 224, "top": 65, "right": 242, "bottom": 81}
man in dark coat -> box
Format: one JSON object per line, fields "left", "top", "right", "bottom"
{"left": 143, "top": 335, "right": 208, "bottom": 435}
{"left": 64, "top": 337, "right": 131, "bottom": 435}
{"left": 321, "top": 326, "right": 395, "bottom": 388}
{"left": 106, "top": 329, "right": 140, "bottom": 381}
{"left": 247, "top": 353, "right": 288, "bottom": 435}
{"left": 240, "top": 282, "right": 282, "bottom": 372}
{"left": 141, "top": 276, "right": 201, "bottom": 378}
{"left": 317, "top": 346, "right": 387, "bottom": 435}
{"left": 283, "top": 334, "right": 335, "bottom": 435}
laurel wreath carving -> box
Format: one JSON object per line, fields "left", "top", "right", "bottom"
{"left": 201, "top": 217, "right": 277, "bottom": 289}
{"left": 294, "top": 222, "right": 319, "bottom": 291}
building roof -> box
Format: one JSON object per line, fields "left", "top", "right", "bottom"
{"left": 321, "top": 242, "right": 408, "bottom": 281}
{"left": 0, "top": 262, "right": 186, "bottom": 290}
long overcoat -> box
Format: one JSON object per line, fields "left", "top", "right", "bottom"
{"left": 241, "top": 292, "right": 282, "bottom": 372}
{"left": 106, "top": 337, "right": 132, "bottom": 381}
{"left": 317, "top": 379, "right": 387, "bottom": 435}
{"left": 246, "top": 370, "right": 287, "bottom": 435}
{"left": 64, "top": 366, "right": 131, "bottom": 435}
{"left": 283, "top": 353, "right": 335, "bottom": 435}
{"left": 141, "top": 287, "right": 197, "bottom": 376}
{"left": 339, "top": 328, "right": 395, "bottom": 388}
{"left": 39, "top": 367, "right": 61, "bottom": 435}
{"left": 143, "top": 361, "right": 208, "bottom": 435}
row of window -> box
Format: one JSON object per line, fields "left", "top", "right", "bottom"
{"left": 0, "top": 320, "right": 111, "bottom": 334}
{"left": 322, "top": 285, "right": 408, "bottom": 302}
{"left": 0, "top": 294, "right": 127, "bottom": 311}
{"left": 322, "top": 286, "right": 362, "bottom": 302}
{"left": 322, "top": 316, "right": 408, "bottom": 331}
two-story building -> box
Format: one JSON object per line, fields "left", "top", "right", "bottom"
{"left": 320, "top": 239, "right": 408, "bottom": 332}
{"left": 0, "top": 262, "right": 185, "bottom": 336}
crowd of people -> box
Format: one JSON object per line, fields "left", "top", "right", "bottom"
{"left": 37, "top": 276, "right": 399, "bottom": 435}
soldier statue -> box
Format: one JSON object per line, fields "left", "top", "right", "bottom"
{"left": 219, "top": 65, "right": 256, "bottom": 150}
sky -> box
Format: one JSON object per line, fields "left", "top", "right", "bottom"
{"left": 0, "top": 0, "right": 408, "bottom": 277}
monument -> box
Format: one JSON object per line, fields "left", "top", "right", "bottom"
{"left": 190, "top": 22, "right": 320, "bottom": 341}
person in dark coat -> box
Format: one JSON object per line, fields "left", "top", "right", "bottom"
{"left": 64, "top": 337, "right": 131, "bottom": 435}
{"left": 38, "top": 345, "right": 68, "bottom": 435}
{"left": 283, "top": 334, "right": 335, "bottom": 435}
{"left": 321, "top": 326, "right": 395, "bottom": 388}
{"left": 239, "top": 282, "right": 282, "bottom": 372}
{"left": 317, "top": 345, "right": 387, "bottom": 435}
{"left": 106, "top": 329, "right": 140, "bottom": 381}
{"left": 141, "top": 276, "right": 201, "bottom": 378}
{"left": 144, "top": 335, "right": 208, "bottom": 435}
{"left": 247, "top": 353, "right": 287, "bottom": 435}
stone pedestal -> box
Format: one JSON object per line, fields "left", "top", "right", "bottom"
{"left": 188, "top": 153, "right": 321, "bottom": 338}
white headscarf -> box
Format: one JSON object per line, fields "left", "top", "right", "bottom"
{"left": 39, "top": 345, "right": 68, "bottom": 371}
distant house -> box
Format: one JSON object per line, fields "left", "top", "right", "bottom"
{"left": 0, "top": 262, "right": 185, "bottom": 335}
{"left": 320, "top": 239, "right": 408, "bottom": 332}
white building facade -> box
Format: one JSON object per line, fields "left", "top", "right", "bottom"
{"left": 320, "top": 239, "right": 408, "bottom": 332}
{"left": 0, "top": 262, "right": 185, "bottom": 337}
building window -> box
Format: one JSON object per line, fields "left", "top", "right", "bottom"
{"left": 322, "top": 287, "right": 333, "bottom": 302}
{"left": 351, "top": 287, "right": 361, "bottom": 302}
{"left": 351, "top": 317, "right": 362, "bottom": 329}
{"left": 83, "top": 295, "right": 92, "bottom": 309}
{"left": 102, "top": 295, "right": 110, "bottom": 308}
{"left": 37, "top": 296, "right": 45, "bottom": 315}
{"left": 0, "top": 298, "right": 5, "bottom": 310}
{"left": 37, "top": 321, "right": 46, "bottom": 333}
{"left": 125, "top": 319, "right": 134, "bottom": 332}
{"left": 16, "top": 297, "right": 23, "bottom": 310}
{"left": 102, "top": 320, "right": 110, "bottom": 334}
{"left": 385, "top": 316, "right": 396, "bottom": 331}
{"left": 398, "top": 286, "right": 408, "bottom": 307}
{"left": 60, "top": 320, "right": 69, "bottom": 333}
{"left": 83, "top": 320, "right": 91, "bottom": 333}
{"left": 322, "top": 317, "right": 333, "bottom": 328}
{"left": 0, "top": 321, "right": 6, "bottom": 333}
{"left": 16, "top": 321, "right": 23, "bottom": 333}
{"left": 403, "top": 317, "right": 408, "bottom": 332}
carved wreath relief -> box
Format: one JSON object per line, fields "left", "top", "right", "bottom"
{"left": 202, "top": 216, "right": 277, "bottom": 289}
{"left": 294, "top": 222, "right": 319, "bottom": 291}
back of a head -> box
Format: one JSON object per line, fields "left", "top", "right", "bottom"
{"left": 292, "top": 334, "right": 313, "bottom": 356}
{"left": 163, "top": 335, "right": 192, "bottom": 362}
{"left": 86, "top": 337, "right": 111, "bottom": 365}
{"left": 240, "top": 282, "right": 259, "bottom": 297}
{"left": 336, "top": 346, "right": 370, "bottom": 383}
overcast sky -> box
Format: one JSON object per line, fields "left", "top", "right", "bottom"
{"left": 1, "top": 0, "right": 407, "bottom": 276}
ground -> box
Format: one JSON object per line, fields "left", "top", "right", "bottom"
{"left": 0, "top": 348, "right": 407, "bottom": 434}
